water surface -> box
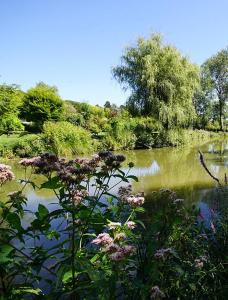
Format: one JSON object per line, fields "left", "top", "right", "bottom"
{"left": 1, "top": 140, "right": 228, "bottom": 212}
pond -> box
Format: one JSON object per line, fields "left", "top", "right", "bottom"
{"left": 1, "top": 139, "right": 228, "bottom": 215}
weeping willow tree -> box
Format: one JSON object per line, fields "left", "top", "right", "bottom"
{"left": 113, "top": 34, "right": 200, "bottom": 129}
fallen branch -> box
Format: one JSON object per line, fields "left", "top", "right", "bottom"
{"left": 198, "top": 150, "right": 220, "bottom": 185}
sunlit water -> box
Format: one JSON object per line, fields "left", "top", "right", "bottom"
{"left": 1, "top": 139, "right": 228, "bottom": 216}
{"left": 1, "top": 140, "right": 228, "bottom": 292}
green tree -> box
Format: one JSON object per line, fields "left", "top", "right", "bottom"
{"left": 22, "top": 82, "right": 63, "bottom": 131}
{"left": 0, "top": 84, "right": 24, "bottom": 134}
{"left": 0, "top": 115, "right": 24, "bottom": 135}
{"left": 104, "top": 101, "right": 111, "bottom": 108}
{"left": 113, "top": 34, "right": 200, "bottom": 129}
{"left": 201, "top": 48, "right": 228, "bottom": 131}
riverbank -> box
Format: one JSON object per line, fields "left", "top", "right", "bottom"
{"left": 0, "top": 128, "right": 227, "bottom": 158}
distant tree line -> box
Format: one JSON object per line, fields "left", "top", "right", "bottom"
{"left": 0, "top": 33, "right": 228, "bottom": 138}
{"left": 113, "top": 34, "right": 228, "bottom": 131}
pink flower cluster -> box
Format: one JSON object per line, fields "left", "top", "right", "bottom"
{"left": 107, "top": 221, "right": 122, "bottom": 230}
{"left": 194, "top": 256, "right": 207, "bottom": 269}
{"left": 118, "top": 186, "right": 145, "bottom": 206}
{"left": 91, "top": 232, "right": 135, "bottom": 262}
{"left": 118, "top": 184, "right": 132, "bottom": 200}
{"left": 109, "top": 245, "right": 135, "bottom": 261}
{"left": 150, "top": 286, "right": 165, "bottom": 299}
{"left": 91, "top": 233, "right": 114, "bottom": 246}
{"left": 0, "top": 164, "right": 15, "bottom": 185}
{"left": 71, "top": 189, "right": 88, "bottom": 205}
{"left": 125, "top": 221, "right": 136, "bottom": 229}
{"left": 154, "top": 248, "right": 173, "bottom": 261}
{"left": 125, "top": 194, "right": 145, "bottom": 206}
{"left": 19, "top": 156, "right": 42, "bottom": 167}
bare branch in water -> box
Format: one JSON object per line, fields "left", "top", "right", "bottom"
{"left": 198, "top": 150, "right": 220, "bottom": 185}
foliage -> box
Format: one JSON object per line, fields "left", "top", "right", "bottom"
{"left": 133, "top": 117, "right": 162, "bottom": 148}
{"left": 0, "top": 115, "right": 24, "bottom": 135}
{"left": 0, "top": 154, "right": 228, "bottom": 299}
{"left": 0, "top": 152, "right": 144, "bottom": 299}
{"left": 0, "top": 84, "right": 24, "bottom": 134}
{"left": 43, "top": 121, "right": 96, "bottom": 156}
{"left": 0, "top": 84, "right": 24, "bottom": 116}
{"left": 21, "top": 82, "right": 64, "bottom": 131}
{"left": 113, "top": 34, "right": 200, "bottom": 128}
{"left": 101, "top": 118, "right": 137, "bottom": 150}
{"left": 139, "top": 189, "right": 228, "bottom": 299}
{"left": 0, "top": 134, "right": 46, "bottom": 158}
{"left": 12, "top": 134, "right": 46, "bottom": 157}
{"left": 201, "top": 48, "right": 228, "bottom": 130}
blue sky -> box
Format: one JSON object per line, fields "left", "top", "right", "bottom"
{"left": 0, "top": 0, "right": 228, "bottom": 106}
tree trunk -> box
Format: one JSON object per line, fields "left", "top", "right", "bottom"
{"left": 219, "top": 98, "right": 224, "bottom": 131}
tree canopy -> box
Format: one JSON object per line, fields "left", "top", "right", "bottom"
{"left": 201, "top": 48, "right": 228, "bottom": 130}
{"left": 0, "top": 84, "right": 24, "bottom": 134}
{"left": 113, "top": 34, "right": 200, "bottom": 128}
{"left": 22, "top": 82, "right": 64, "bottom": 131}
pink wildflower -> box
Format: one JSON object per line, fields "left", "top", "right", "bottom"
{"left": 195, "top": 259, "right": 204, "bottom": 269}
{"left": 104, "top": 243, "right": 120, "bottom": 254}
{"left": 0, "top": 164, "right": 15, "bottom": 185}
{"left": 91, "top": 233, "right": 113, "bottom": 246}
{"left": 19, "top": 156, "right": 41, "bottom": 167}
{"left": 121, "top": 245, "right": 136, "bottom": 255}
{"left": 118, "top": 185, "right": 132, "bottom": 201}
{"left": 125, "top": 221, "right": 136, "bottom": 229}
{"left": 154, "top": 248, "right": 173, "bottom": 261}
{"left": 71, "top": 189, "right": 88, "bottom": 205}
{"left": 150, "top": 286, "right": 165, "bottom": 299}
{"left": 107, "top": 221, "right": 121, "bottom": 230}
{"left": 115, "top": 232, "right": 126, "bottom": 241}
{"left": 109, "top": 251, "right": 125, "bottom": 261}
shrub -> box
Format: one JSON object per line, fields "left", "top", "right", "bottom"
{"left": 133, "top": 117, "right": 162, "bottom": 148}
{"left": 0, "top": 115, "right": 24, "bottom": 135}
{"left": 12, "top": 134, "right": 46, "bottom": 157}
{"left": 101, "top": 118, "right": 136, "bottom": 150}
{"left": 43, "top": 121, "right": 96, "bottom": 156}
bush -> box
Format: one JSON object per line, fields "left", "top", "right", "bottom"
{"left": 99, "top": 118, "right": 136, "bottom": 150}
{"left": 43, "top": 121, "right": 96, "bottom": 156}
{"left": 133, "top": 117, "right": 162, "bottom": 148}
{"left": 12, "top": 134, "right": 46, "bottom": 157}
{"left": 0, "top": 115, "right": 24, "bottom": 135}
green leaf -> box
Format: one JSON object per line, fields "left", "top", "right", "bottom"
{"left": 40, "top": 176, "right": 62, "bottom": 189}
{"left": 135, "top": 219, "right": 146, "bottom": 229}
{"left": 90, "top": 254, "right": 100, "bottom": 263}
{"left": 0, "top": 244, "right": 14, "bottom": 263}
{"left": 37, "top": 204, "right": 49, "bottom": 219}
{"left": 62, "top": 270, "right": 83, "bottom": 283}
{"left": 134, "top": 206, "right": 145, "bottom": 213}
{"left": 6, "top": 212, "right": 22, "bottom": 231}
{"left": 127, "top": 175, "right": 138, "bottom": 182}
{"left": 12, "top": 287, "right": 42, "bottom": 295}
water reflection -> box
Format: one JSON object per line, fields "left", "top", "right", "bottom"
{"left": 1, "top": 139, "right": 228, "bottom": 213}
